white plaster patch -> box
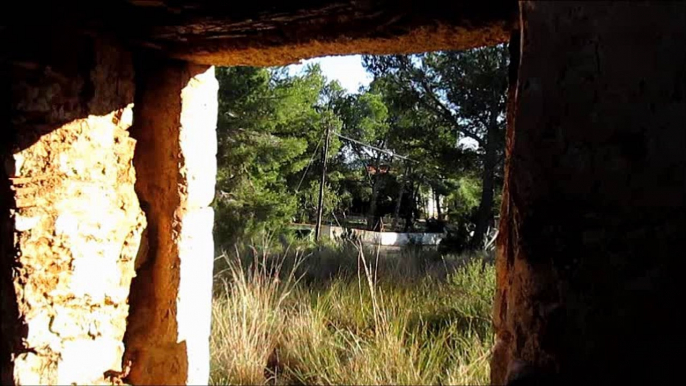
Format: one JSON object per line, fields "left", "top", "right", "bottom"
{"left": 87, "top": 118, "right": 116, "bottom": 149}
{"left": 60, "top": 152, "right": 88, "bottom": 176}
{"left": 176, "top": 207, "right": 215, "bottom": 384}
{"left": 14, "top": 352, "right": 54, "bottom": 385}
{"left": 25, "top": 309, "right": 62, "bottom": 350}
{"left": 57, "top": 338, "right": 123, "bottom": 385}
{"left": 50, "top": 305, "right": 86, "bottom": 339}
{"left": 10, "top": 153, "right": 25, "bottom": 176}
{"left": 55, "top": 213, "right": 79, "bottom": 236}
{"left": 70, "top": 250, "right": 119, "bottom": 303}
{"left": 15, "top": 214, "right": 41, "bottom": 231}
{"left": 180, "top": 66, "right": 218, "bottom": 209}
{"left": 119, "top": 103, "right": 134, "bottom": 129}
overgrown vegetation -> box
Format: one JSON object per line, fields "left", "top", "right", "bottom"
{"left": 210, "top": 244, "right": 495, "bottom": 385}
{"left": 214, "top": 45, "right": 509, "bottom": 250}
{"left": 210, "top": 45, "right": 508, "bottom": 385}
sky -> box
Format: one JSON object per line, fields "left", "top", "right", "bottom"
{"left": 287, "top": 55, "right": 373, "bottom": 93}
{"left": 286, "top": 54, "right": 479, "bottom": 150}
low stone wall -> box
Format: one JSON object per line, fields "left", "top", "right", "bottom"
{"left": 326, "top": 226, "right": 444, "bottom": 246}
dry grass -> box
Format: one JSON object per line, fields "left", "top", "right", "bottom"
{"left": 210, "top": 243, "right": 495, "bottom": 385}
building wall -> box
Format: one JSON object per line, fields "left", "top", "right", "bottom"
{"left": 493, "top": 2, "right": 686, "bottom": 383}
{"left": 1, "top": 2, "right": 684, "bottom": 384}
{"left": 123, "top": 56, "right": 217, "bottom": 385}
{"left": 2, "top": 35, "right": 145, "bottom": 385}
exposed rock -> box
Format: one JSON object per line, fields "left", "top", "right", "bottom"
{"left": 1, "top": 1, "right": 684, "bottom": 385}
{"left": 2, "top": 1, "right": 516, "bottom": 66}
{"left": 492, "top": 2, "right": 686, "bottom": 384}
{"left": 2, "top": 36, "right": 145, "bottom": 385}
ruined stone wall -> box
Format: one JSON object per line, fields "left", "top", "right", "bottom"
{"left": 3, "top": 2, "right": 685, "bottom": 385}
{"left": 3, "top": 1, "right": 516, "bottom": 67}
{"left": 124, "top": 57, "right": 217, "bottom": 385}
{"left": 1, "top": 44, "right": 15, "bottom": 386}
{"left": 1, "top": 35, "right": 145, "bottom": 384}
{"left": 493, "top": 2, "right": 686, "bottom": 383}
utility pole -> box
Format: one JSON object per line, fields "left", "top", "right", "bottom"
{"left": 314, "top": 124, "right": 331, "bottom": 241}
{"left": 391, "top": 163, "right": 411, "bottom": 230}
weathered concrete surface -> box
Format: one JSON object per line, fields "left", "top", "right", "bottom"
{"left": 0, "top": 45, "right": 16, "bottom": 386}
{"left": 124, "top": 58, "right": 217, "bottom": 385}
{"left": 1, "top": 36, "right": 145, "bottom": 385}
{"left": 493, "top": 2, "right": 686, "bottom": 384}
{"left": 2, "top": 1, "right": 516, "bottom": 66}
{"left": 3, "top": 1, "right": 685, "bottom": 385}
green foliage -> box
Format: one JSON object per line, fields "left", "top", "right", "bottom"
{"left": 450, "top": 176, "right": 483, "bottom": 217}
{"left": 363, "top": 46, "right": 508, "bottom": 245}
{"left": 296, "top": 181, "right": 343, "bottom": 223}
{"left": 209, "top": 47, "right": 510, "bottom": 386}
{"left": 214, "top": 45, "right": 509, "bottom": 248}
{"left": 214, "top": 65, "right": 343, "bottom": 246}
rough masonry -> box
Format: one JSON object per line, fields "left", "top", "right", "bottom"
{"left": 2, "top": 36, "right": 145, "bottom": 384}
{"left": 124, "top": 57, "right": 217, "bottom": 385}
{"left": 1, "top": 1, "right": 684, "bottom": 385}
{"left": 493, "top": 2, "right": 685, "bottom": 384}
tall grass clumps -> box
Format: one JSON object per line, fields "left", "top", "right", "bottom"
{"left": 210, "top": 243, "right": 495, "bottom": 385}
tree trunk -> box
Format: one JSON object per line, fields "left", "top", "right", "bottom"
{"left": 470, "top": 116, "right": 498, "bottom": 249}
{"left": 391, "top": 186, "right": 404, "bottom": 230}
{"left": 366, "top": 153, "right": 383, "bottom": 231}
{"left": 391, "top": 165, "right": 409, "bottom": 230}
{"left": 404, "top": 180, "right": 417, "bottom": 232}
{"left": 434, "top": 188, "right": 442, "bottom": 220}
{"left": 493, "top": 4, "right": 684, "bottom": 383}
{"left": 367, "top": 185, "right": 381, "bottom": 231}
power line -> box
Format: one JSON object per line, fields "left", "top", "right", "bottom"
{"left": 333, "top": 132, "right": 418, "bottom": 163}
{"left": 315, "top": 125, "right": 332, "bottom": 241}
